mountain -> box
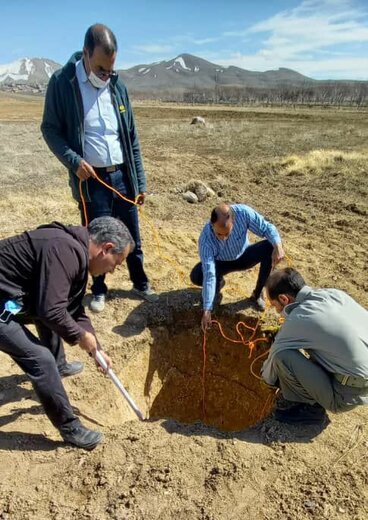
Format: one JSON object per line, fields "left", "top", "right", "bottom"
{"left": 119, "top": 53, "right": 315, "bottom": 93}
{"left": 0, "top": 58, "right": 61, "bottom": 86}
{"left": 0, "top": 54, "right": 366, "bottom": 105}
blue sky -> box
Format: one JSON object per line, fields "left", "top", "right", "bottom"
{"left": 1, "top": 0, "right": 368, "bottom": 79}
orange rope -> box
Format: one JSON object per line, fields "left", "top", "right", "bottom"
{"left": 80, "top": 173, "right": 280, "bottom": 423}
{"left": 201, "top": 317, "right": 274, "bottom": 420}
{"left": 202, "top": 331, "right": 207, "bottom": 420}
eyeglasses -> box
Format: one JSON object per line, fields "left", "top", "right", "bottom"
{"left": 86, "top": 53, "right": 117, "bottom": 79}
{"left": 95, "top": 68, "right": 118, "bottom": 80}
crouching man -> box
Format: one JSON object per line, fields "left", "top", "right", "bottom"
{"left": 262, "top": 268, "right": 368, "bottom": 425}
{"left": 0, "top": 216, "right": 134, "bottom": 449}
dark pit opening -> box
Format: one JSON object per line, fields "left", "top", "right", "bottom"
{"left": 130, "top": 309, "right": 274, "bottom": 432}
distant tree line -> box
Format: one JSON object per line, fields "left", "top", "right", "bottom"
{"left": 131, "top": 82, "right": 368, "bottom": 107}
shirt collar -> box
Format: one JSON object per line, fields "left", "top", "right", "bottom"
{"left": 284, "top": 285, "right": 312, "bottom": 315}
{"left": 76, "top": 58, "right": 88, "bottom": 83}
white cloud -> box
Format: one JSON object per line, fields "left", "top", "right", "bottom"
{"left": 133, "top": 44, "right": 175, "bottom": 54}
{"left": 214, "top": 52, "right": 368, "bottom": 80}
{"left": 220, "top": 0, "right": 368, "bottom": 79}
{"left": 191, "top": 37, "right": 220, "bottom": 45}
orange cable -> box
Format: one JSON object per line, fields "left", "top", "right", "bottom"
{"left": 80, "top": 173, "right": 280, "bottom": 420}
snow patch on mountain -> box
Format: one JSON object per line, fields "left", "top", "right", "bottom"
{"left": 0, "top": 59, "right": 28, "bottom": 82}
{"left": 44, "top": 63, "right": 54, "bottom": 78}
{"left": 173, "top": 57, "right": 191, "bottom": 71}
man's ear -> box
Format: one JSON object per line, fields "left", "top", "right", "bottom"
{"left": 101, "top": 242, "right": 115, "bottom": 255}
{"left": 278, "top": 294, "right": 290, "bottom": 306}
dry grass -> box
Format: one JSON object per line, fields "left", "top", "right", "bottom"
{"left": 0, "top": 96, "right": 367, "bottom": 520}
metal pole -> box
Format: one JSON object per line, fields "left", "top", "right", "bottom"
{"left": 95, "top": 350, "right": 145, "bottom": 421}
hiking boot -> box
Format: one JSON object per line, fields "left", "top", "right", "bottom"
{"left": 60, "top": 424, "right": 103, "bottom": 450}
{"left": 89, "top": 294, "right": 106, "bottom": 313}
{"left": 59, "top": 361, "right": 84, "bottom": 378}
{"left": 132, "top": 286, "right": 159, "bottom": 302}
{"left": 250, "top": 291, "right": 266, "bottom": 312}
{"left": 275, "top": 402, "right": 327, "bottom": 425}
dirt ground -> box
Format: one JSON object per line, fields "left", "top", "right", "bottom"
{"left": 0, "top": 93, "right": 367, "bottom": 519}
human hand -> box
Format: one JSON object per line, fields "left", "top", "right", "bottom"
{"left": 76, "top": 159, "right": 96, "bottom": 180}
{"left": 272, "top": 243, "right": 285, "bottom": 268}
{"left": 78, "top": 330, "right": 98, "bottom": 356}
{"left": 94, "top": 349, "right": 113, "bottom": 373}
{"left": 201, "top": 310, "right": 212, "bottom": 333}
{"left": 136, "top": 192, "right": 146, "bottom": 205}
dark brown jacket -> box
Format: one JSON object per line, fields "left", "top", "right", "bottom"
{"left": 0, "top": 222, "right": 95, "bottom": 344}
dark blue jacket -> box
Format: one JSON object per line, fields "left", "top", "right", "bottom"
{"left": 41, "top": 52, "right": 146, "bottom": 202}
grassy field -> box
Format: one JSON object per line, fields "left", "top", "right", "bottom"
{"left": 0, "top": 93, "right": 367, "bottom": 520}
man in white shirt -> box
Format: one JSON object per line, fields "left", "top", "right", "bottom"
{"left": 42, "top": 24, "right": 158, "bottom": 312}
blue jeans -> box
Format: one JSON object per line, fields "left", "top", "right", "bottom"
{"left": 80, "top": 165, "right": 149, "bottom": 295}
{"left": 190, "top": 239, "right": 273, "bottom": 298}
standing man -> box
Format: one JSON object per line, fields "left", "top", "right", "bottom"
{"left": 262, "top": 268, "right": 368, "bottom": 425}
{"left": 190, "top": 203, "right": 285, "bottom": 331}
{"left": 0, "top": 216, "right": 133, "bottom": 449}
{"left": 41, "top": 23, "right": 157, "bottom": 313}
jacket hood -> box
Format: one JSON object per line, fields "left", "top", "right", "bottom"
{"left": 36, "top": 221, "right": 90, "bottom": 251}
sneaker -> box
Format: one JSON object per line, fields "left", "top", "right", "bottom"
{"left": 59, "top": 361, "right": 84, "bottom": 378}
{"left": 60, "top": 424, "right": 103, "bottom": 450}
{"left": 89, "top": 294, "right": 106, "bottom": 313}
{"left": 275, "top": 402, "right": 327, "bottom": 425}
{"left": 250, "top": 291, "right": 266, "bottom": 312}
{"left": 132, "top": 286, "right": 159, "bottom": 303}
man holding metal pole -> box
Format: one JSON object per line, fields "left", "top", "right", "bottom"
{"left": 0, "top": 216, "right": 133, "bottom": 449}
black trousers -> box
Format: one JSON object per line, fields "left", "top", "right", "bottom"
{"left": 190, "top": 239, "right": 273, "bottom": 298}
{"left": 80, "top": 165, "right": 149, "bottom": 295}
{"left": 0, "top": 318, "right": 79, "bottom": 430}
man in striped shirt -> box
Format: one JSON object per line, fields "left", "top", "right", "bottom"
{"left": 190, "top": 203, "right": 285, "bottom": 331}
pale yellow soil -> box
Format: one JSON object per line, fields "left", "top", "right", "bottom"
{"left": 0, "top": 94, "right": 367, "bottom": 519}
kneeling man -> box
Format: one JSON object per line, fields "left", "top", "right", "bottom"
{"left": 190, "top": 203, "right": 284, "bottom": 331}
{"left": 263, "top": 268, "right": 368, "bottom": 424}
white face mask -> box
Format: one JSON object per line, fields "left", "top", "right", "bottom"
{"left": 85, "top": 53, "right": 111, "bottom": 89}
{"left": 88, "top": 70, "right": 110, "bottom": 89}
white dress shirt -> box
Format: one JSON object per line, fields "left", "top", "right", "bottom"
{"left": 75, "top": 59, "right": 123, "bottom": 167}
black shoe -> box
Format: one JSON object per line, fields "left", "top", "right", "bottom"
{"left": 250, "top": 291, "right": 266, "bottom": 311}
{"left": 275, "top": 394, "right": 301, "bottom": 411}
{"left": 59, "top": 361, "right": 84, "bottom": 378}
{"left": 60, "top": 424, "right": 103, "bottom": 450}
{"left": 275, "top": 402, "right": 327, "bottom": 425}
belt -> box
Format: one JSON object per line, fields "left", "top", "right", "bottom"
{"left": 334, "top": 373, "right": 368, "bottom": 388}
{"left": 93, "top": 164, "right": 124, "bottom": 174}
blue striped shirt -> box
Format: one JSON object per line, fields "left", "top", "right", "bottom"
{"left": 199, "top": 204, "right": 281, "bottom": 310}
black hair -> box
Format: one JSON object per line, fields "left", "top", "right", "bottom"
{"left": 84, "top": 24, "right": 117, "bottom": 57}
{"left": 266, "top": 268, "right": 306, "bottom": 299}
{"left": 210, "top": 206, "right": 235, "bottom": 224}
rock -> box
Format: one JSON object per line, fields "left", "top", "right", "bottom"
{"left": 304, "top": 500, "right": 317, "bottom": 510}
{"left": 182, "top": 191, "right": 198, "bottom": 203}
{"left": 190, "top": 116, "right": 206, "bottom": 125}
{"left": 194, "top": 183, "right": 208, "bottom": 202}
{"left": 184, "top": 180, "right": 215, "bottom": 202}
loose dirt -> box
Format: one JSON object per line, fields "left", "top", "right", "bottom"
{"left": 0, "top": 95, "right": 367, "bottom": 519}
